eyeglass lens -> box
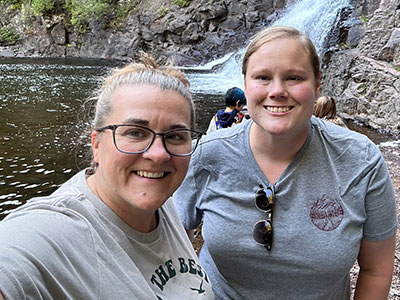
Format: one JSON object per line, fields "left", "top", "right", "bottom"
{"left": 113, "top": 125, "right": 200, "bottom": 156}
{"left": 253, "top": 185, "right": 274, "bottom": 250}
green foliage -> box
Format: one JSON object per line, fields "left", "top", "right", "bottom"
{"left": 394, "top": 65, "right": 400, "bottom": 72}
{"left": 0, "top": 0, "right": 21, "bottom": 5}
{"left": 0, "top": 0, "right": 22, "bottom": 9}
{"left": 157, "top": 6, "right": 168, "bottom": 17}
{"left": 65, "top": 0, "right": 111, "bottom": 29}
{"left": 357, "top": 83, "right": 367, "bottom": 94}
{"left": 360, "top": 15, "right": 369, "bottom": 23}
{"left": 339, "top": 42, "right": 350, "bottom": 50}
{"left": 172, "top": 0, "right": 190, "bottom": 8}
{"left": 63, "top": 0, "right": 138, "bottom": 32}
{"left": 108, "top": 0, "right": 137, "bottom": 30}
{"left": 31, "top": 0, "right": 54, "bottom": 16}
{"left": 0, "top": 25, "right": 19, "bottom": 45}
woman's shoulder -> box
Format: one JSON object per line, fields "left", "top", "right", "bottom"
{"left": 199, "top": 121, "right": 250, "bottom": 156}
{"left": 1, "top": 171, "right": 98, "bottom": 237}
{"left": 311, "top": 116, "right": 375, "bottom": 146}
{"left": 311, "top": 116, "right": 381, "bottom": 158}
{"left": 204, "top": 119, "right": 250, "bottom": 140}
{"left": 0, "top": 196, "right": 97, "bottom": 265}
{"left": 326, "top": 116, "right": 348, "bottom": 128}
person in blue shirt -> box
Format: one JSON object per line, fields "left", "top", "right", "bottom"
{"left": 206, "top": 87, "right": 248, "bottom": 134}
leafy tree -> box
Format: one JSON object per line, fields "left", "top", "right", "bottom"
{"left": 65, "top": 0, "right": 110, "bottom": 28}
{"left": 31, "top": 0, "right": 54, "bottom": 16}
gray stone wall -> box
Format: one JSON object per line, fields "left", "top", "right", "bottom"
{"left": 321, "top": 0, "right": 400, "bottom": 134}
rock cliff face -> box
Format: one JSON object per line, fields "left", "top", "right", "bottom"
{"left": 0, "top": 0, "right": 399, "bottom": 134}
{"left": 1, "top": 0, "right": 288, "bottom": 64}
{"left": 320, "top": 0, "right": 400, "bottom": 135}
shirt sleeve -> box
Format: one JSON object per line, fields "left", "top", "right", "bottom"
{"left": 362, "top": 143, "right": 398, "bottom": 241}
{"left": 0, "top": 213, "right": 54, "bottom": 299}
{"left": 0, "top": 208, "right": 98, "bottom": 299}
{"left": 174, "top": 143, "right": 210, "bottom": 230}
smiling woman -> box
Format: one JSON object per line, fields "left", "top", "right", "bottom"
{"left": 0, "top": 53, "right": 214, "bottom": 299}
{"left": 173, "top": 26, "right": 397, "bottom": 299}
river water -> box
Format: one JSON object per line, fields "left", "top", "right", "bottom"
{"left": 0, "top": 58, "right": 226, "bottom": 219}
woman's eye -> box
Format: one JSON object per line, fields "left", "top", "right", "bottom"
{"left": 257, "top": 75, "right": 269, "bottom": 81}
{"left": 170, "top": 134, "right": 181, "bottom": 140}
{"left": 165, "top": 131, "right": 190, "bottom": 143}
{"left": 166, "top": 133, "right": 184, "bottom": 141}
{"left": 123, "top": 128, "right": 148, "bottom": 139}
{"left": 126, "top": 130, "right": 143, "bottom": 137}
{"left": 288, "top": 76, "right": 301, "bottom": 81}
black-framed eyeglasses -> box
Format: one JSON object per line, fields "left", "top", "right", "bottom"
{"left": 253, "top": 184, "right": 275, "bottom": 251}
{"left": 96, "top": 124, "right": 203, "bottom": 157}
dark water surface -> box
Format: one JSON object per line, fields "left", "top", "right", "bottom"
{"left": 0, "top": 58, "right": 224, "bottom": 219}
{"left": 0, "top": 58, "right": 394, "bottom": 220}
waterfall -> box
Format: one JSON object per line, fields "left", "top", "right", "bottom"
{"left": 186, "top": 0, "right": 351, "bottom": 94}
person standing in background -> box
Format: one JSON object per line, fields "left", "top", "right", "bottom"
{"left": 206, "top": 86, "right": 247, "bottom": 134}
{"left": 314, "top": 95, "right": 348, "bottom": 128}
{"left": 174, "top": 26, "right": 397, "bottom": 299}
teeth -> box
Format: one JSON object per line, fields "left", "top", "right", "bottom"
{"left": 266, "top": 106, "right": 292, "bottom": 113}
{"left": 136, "top": 171, "right": 165, "bottom": 178}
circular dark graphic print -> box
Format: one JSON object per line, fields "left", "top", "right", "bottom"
{"left": 309, "top": 194, "right": 344, "bottom": 231}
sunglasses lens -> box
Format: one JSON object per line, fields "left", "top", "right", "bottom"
{"left": 253, "top": 220, "right": 273, "bottom": 249}
{"left": 255, "top": 187, "right": 274, "bottom": 211}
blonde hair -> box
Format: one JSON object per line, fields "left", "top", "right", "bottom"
{"left": 314, "top": 96, "right": 337, "bottom": 119}
{"left": 242, "top": 26, "right": 321, "bottom": 80}
{"left": 92, "top": 52, "right": 194, "bottom": 130}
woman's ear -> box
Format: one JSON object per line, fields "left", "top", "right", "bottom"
{"left": 91, "top": 131, "right": 101, "bottom": 163}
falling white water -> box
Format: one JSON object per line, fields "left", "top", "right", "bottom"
{"left": 186, "top": 0, "right": 351, "bottom": 94}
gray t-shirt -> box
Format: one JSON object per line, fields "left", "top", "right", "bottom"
{"left": 174, "top": 117, "right": 397, "bottom": 299}
{"left": 0, "top": 170, "right": 214, "bottom": 300}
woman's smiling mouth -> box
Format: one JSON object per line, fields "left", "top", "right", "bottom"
{"left": 265, "top": 106, "right": 294, "bottom": 113}
{"left": 136, "top": 171, "right": 167, "bottom": 178}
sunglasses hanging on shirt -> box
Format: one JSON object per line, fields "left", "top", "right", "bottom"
{"left": 252, "top": 184, "right": 275, "bottom": 251}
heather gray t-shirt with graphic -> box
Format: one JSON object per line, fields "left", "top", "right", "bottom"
{"left": 174, "top": 117, "right": 397, "bottom": 299}
{"left": 0, "top": 170, "right": 214, "bottom": 300}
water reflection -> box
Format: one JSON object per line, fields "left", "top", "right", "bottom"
{"left": 0, "top": 58, "right": 396, "bottom": 220}
{"left": 0, "top": 58, "right": 117, "bottom": 218}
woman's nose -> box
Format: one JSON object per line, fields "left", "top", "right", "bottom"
{"left": 142, "top": 136, "right": 171, "bottom": 162}
{"left": 268, "top": 80, "right": 287, "bottom": 99}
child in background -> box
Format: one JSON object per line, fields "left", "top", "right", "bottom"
{"left": 206, "top": 87, "right": 247, "bottom": 134}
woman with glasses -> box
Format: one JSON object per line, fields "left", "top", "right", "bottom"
{"left": 174, "top": 26, "right": 397, "bottom": 299}
{"left": 0, "top": 53, "right": 214, "bottom": 299}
